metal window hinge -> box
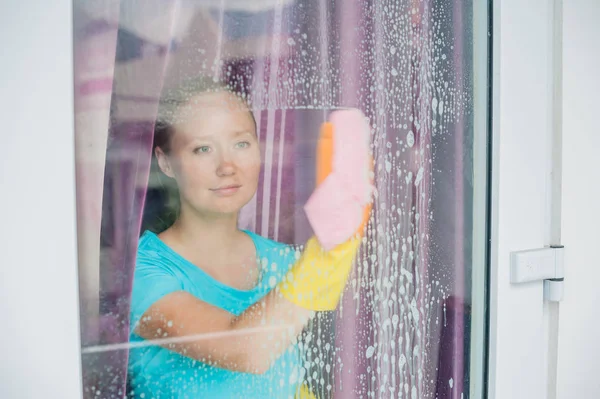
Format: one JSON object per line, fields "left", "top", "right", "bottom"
{"left": 510, "top": 245, "right": 565, "bottom": 302}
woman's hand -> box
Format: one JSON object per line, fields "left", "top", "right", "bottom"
{"left": 278, "top": 110, "right": 373, "bottom": 311}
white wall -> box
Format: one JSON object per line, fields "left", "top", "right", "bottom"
{"left": 0, "top": 1, "right": 83, "bottom": 398}
{"left": 556, "top": 0, "right": 600, "bottom": 397}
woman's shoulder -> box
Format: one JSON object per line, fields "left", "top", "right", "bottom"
{"left": 136, "top": 230, "right": 177, "bottom": 268}
{"left": 244, "top": 230, "right": 290, "bottom": 250}
{"left": 244, "top": 230, "right": 301, "bottom": 264}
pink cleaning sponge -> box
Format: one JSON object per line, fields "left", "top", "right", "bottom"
{"left": 304, "top": 109, "right": 372, "bottom": 250}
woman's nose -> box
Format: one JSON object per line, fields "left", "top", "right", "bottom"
{"left": 216, "top": 153, "right": 236, "bottom": 177}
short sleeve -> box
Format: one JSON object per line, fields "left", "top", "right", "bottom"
{"left": 129, "top": 255, "right": 184, "bottom": 334}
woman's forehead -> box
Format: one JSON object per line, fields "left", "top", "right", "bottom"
{"left": 172, "top": 91, "right": 255, "bottom": 140}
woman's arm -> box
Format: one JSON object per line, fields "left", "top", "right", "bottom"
{"left": 135, "top": 289, "right": 313, "bottom": 374}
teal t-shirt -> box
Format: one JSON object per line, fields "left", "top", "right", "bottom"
{"left": 128, "top": 230, "right": 302, "bottom": 399}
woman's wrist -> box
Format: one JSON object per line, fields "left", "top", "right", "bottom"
{"left": 277, "top": 235, "right": 362, "bottom": 311}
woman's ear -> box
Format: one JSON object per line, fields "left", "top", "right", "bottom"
{"left": 155, "top": 147, "right": 175, "bottom": 178}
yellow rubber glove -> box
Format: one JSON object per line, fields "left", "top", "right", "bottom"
{"left": 296, "top": 383, "right": 317, "bottom": 399}
{"left": 278, "top": 122, "right": 372, "bottom": 311}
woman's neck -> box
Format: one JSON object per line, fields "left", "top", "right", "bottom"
{"left": 168, "top": 204, "right": 242, "bottom": 253}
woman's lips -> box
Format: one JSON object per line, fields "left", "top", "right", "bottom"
{"left": 211, "top": 185, "right": 242, "bottom": 196}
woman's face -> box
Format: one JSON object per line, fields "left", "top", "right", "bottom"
{"left": 157, "top": 91, "right": 260, "bottom": 217}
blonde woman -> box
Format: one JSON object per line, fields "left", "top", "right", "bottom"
{"left": 128, "top": 77, "right": 370, "bottom": 398}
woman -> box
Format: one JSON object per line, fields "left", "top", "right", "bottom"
{"left": 128, "top": 77, "right": 370, "bottom": 398}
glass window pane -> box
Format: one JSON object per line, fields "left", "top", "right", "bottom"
{"left": 74, "top": 1, "right": 490, "bottom": 398}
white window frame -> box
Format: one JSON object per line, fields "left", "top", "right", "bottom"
{"left": 487, "top": 0, "right": 563, "bottom": 398}
{"left": 5, "top": 0, "right": 586, "bottom": 398}
{"left": 1, "top": 1, "right": 83, "bottom": 399}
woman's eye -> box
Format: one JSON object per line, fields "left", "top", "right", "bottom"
{"left": 235, "top": 141, "right": 250, "bottom": 149}
{"left": 194, "top": 146, "right": 211, "bottom": 154}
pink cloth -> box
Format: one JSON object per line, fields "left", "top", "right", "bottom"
{"left": 304, "top": 109, "right": 372, "bottom": 250}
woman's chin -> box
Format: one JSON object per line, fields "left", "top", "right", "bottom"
{"left": 207, "top": 200, "right": 249, "bottom": 217}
